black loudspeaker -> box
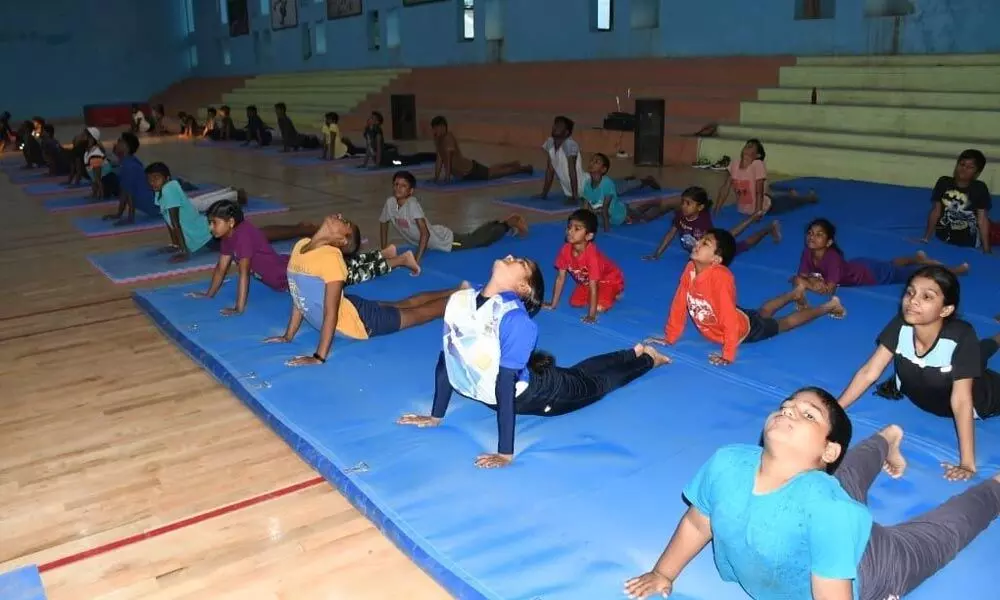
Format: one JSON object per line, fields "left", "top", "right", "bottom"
{"left": 390, "top": 94, "right": 417, "bottom": 141}
{"left": 633, "top": 98, "right": 665, "bottom": 166}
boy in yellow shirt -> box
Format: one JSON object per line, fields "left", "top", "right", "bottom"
{"left": 268, "top": 214, "right": 467, "bottom": 366}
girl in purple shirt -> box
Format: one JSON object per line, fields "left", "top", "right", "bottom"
{"left": 795, "top": 218, "right": 969, "bottom": 297}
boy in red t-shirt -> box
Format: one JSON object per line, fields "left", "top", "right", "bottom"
{"left": 543, "top": 209, "right": 625, "bottom": 323}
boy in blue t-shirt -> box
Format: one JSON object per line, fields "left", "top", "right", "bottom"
{"left": 145, "top": 161, "right": 214, "bottom": 263}
{"left": 104, "top": 132, "right": 157, "bottom": 225}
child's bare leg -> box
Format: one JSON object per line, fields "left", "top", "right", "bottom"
{"left": 259, "top": 222, "right": 318, "bottom": 242}
{"left": 776, "top": 296, "right": 845, "bottom": 333}
{"left": 381, "top": 244, "right": 398, "bottom": 259}
{"left": 628, "top": 196, "right": 680, "bottom": 222}
{"left": 734, "top": 220, "right": 782, "bottom": 250}
{"left": 895, "top": 251, "right": 970, "bottom": 276}
{"left": 386, "top": 250, "right": 420, "bottom": 276}
{"left": 387, "top": 282, "right": 470, "bottom": 309}
{"left": 487, "top": 161, "right": 533, "bottom": 179}
{"left": 396, "top": 282, "right": 472, "bottom": 328}
{"left": 502, "top": 213, "right": 529, "bottom": 237}
{"left": 758, "top": 284, "right": 805, "bottom": 319}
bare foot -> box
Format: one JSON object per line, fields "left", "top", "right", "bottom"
{"left": 399, "top": 250, "right": 421, "bottom": 276}
{"left": 770, "top": 220, "right": 782, "bottom": 244}
{"left": 825, "top": 296, "right": 846, "bottom": 319}
{"left": 459, "top": 281, "right": 472, "bottom": 290}
{"left": 640, "top": 344, "right": 672, "bottom": 367}
{"left": 952, "top": 262, "right": 970, "bottom": 276}
{"left": 381, "top": 244, "right": 398, "bottom": 259}
{"left": 879, "top": 425, "right": 907, "bottom": 479}
{"left": 633, "top": 343, "right": 644, "bottom": 357}
{"left": 507, "top": 214, "right": 529, "bottom": 237}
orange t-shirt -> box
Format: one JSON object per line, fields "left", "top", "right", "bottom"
{"left": 664, "top": 262, "right": 750, "bottom": 362}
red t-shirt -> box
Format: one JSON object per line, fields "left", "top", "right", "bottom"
{"left": 554, "top": 242, "right": 624, "bottom": 286}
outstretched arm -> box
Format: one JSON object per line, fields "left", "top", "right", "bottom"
{"left": 948, "top": 377, "right": 978, "bottom": 479}
{"left": 837, "top": 345, "right": 894, "bottom": 408}
{"left": 625, "top": 506, "right": 713, "bottom": 599}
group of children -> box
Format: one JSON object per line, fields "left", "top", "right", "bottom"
{"left": 8, "top": 105, "right": 997, "bottom": 599}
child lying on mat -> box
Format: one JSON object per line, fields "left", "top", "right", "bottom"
{"left": 265, "top": 215, "right": 465, "bottom": 366}
{"left": 542, "top": 209, "right": 624, "bottom": 324}
{"left": 626, "top": 388, "right": 1000, "bottom": 600}
{"left": 190, "top": 202, "right": 421, "bottom": 315}
{"left": 379, "top": 170, "right": 529, "bottom": 267}
{"left": 712, "top": 138, "right": 818, "bottom": 216}
{"left": 921, "top": 149, "right": 996, "bottom": 255}
{"left": 649, "top": 229, "right": 844, "bottom": 366}
{"left": 837, "top": 266, "right": 1000, "bottom": 481}
{"left": 431, "top": 115, "right": 533, "bottom": 183}
{"left": 795, "top": 218, "right": 969, "bottom": 299}
{"left": 398, "top": 254, "right": 670, "bottom": 468}
{"left": 146, "top": 162, "right": 215, "bottom": 263}
{"left": 643, "top": 186, "right": 780, "bottom": 261}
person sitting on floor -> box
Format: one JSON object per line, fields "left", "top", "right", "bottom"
{"left": 379, "top": 170, "right": 529, "bottom": 268}
{"left": 40, "top": 125, "right": 70, "bottom": 177}
{"left": 625, "top": 389, "right": 1000, "bottom": 600}
{"left": 242, "top": 105, "right": 272, "bottom": 147}
{"left": 543, "top": 209, "right": 625, "bottom": 324}
{"left": 265, "top": 214, "right": 466, "bottom": 367}
{"left": 920, "top": 149, "right": 996, "bottom": 255}
{"left": 145, "top": 162, "right": 215, "bottom": 263}
{"left": 397, "top": 254, "right": 670, "bottom": 468}
{"left": 431, "top": 115, "right": 533, "bottom": 183}
{"left": 650, "top": 228, "right": 844, "bottom": 366}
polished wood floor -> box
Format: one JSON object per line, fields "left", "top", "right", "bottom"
{"left": 0, "top": 135, "right": 727, "bottom": 599}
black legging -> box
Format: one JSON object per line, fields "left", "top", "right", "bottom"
{"left": 379, "top": 147, "right": 435, "bottom": 167}
{"left": 517, "top": 349, "right": 654, "bottom": 416}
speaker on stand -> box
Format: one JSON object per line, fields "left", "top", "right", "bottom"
{"left": 390, "top": 94, "right": 417, "bottom": 141}
{"left": 633, "top": 98, "right": 665, "bottom": 166}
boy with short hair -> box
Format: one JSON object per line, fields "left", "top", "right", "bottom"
{"left": 543, "top": 209, "right": 625, "bottom": 323}
{"left": 146, "top": 161, "right": 215, "bottom": 263}
{"left": 921, "top": 149, "right": 995, "bottom": 254}
{"left": 322, "top": 112, "right": 348, "bottom": 160}
{"left": 40, "top": 124, "right": 70, "bottom": 176}
{"left": 379, "top": 170, "right": 529, "bottom": 266}
{"left": 655, "top": 229, "right": 844, "bottom": 365}
{"left": 242, "top": 105, "right": 272, "bottom": 147}
{"left": 105, "top": 132, "right": 157, "bottom": 225}
{"left": 538, "top": 115, "right": 588, "bottom": 202}
{"left": 430, "top": 115, "right": 533, "bottom": 183}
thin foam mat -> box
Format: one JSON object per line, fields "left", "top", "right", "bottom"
{"left": 422, "top": 171, "right": 543, "bottom": 192}
{"left": 42, "top": 183, "right": 222, "bottom": 213}
{"left": 494, "top": 187, "right": 682, "bottom": 214}
{"left": 72, "top": 197, "right": 287, "bottom": 237}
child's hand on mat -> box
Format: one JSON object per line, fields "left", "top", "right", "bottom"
{"left": 220, "top": 307, "right": 241, "bottom": 316}
{"left": 582, "top": 314, "right": 597, "bottom": 324}
{"left": 397, "top": 414, "right": 441, "bottom": 428}
{"left": 286, "top": 355, "right": 323, "bottom": 367}
{"left": 185, "top": 291, "right": 209, "bottom": 299}
{"left": 474, "top": 453, "right": 513, "bottom": 469}
{"left": 541, "top": 302, "right": 556, "bottom": 310}
{"left": 624, "top": 570, "right": 673, "bottom": 598}
{"left": 941, "top": 462, "right": 976, "bottom": 482}
{"left": 168, "top": 253, "right": 190, "bottom": 264}
{"left": 708, "top": 353, "right": 731, "bottom": 366}
{"left": 643, "top": 336, "right": 670, "bottom": 346}
{"left": 263, "top": 335, "right": 291, "bottom": 344}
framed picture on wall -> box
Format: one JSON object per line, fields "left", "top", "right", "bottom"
{"left": 271, "top": 0, "right": 299, "bottom": 30}
{"left": 228, "top": 0, "right": 250, "bottom": 37}
{"left": 402, "top": 0, "right": 447, "bottom": 5}
{"left": 327, "top": 0, "right": 362, "bottom": 20}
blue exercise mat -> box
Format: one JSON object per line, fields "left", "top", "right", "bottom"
{"left": 22, "top": 181, "right": 89, "bottom": 196}
{"left": 8, "top": 170, "right": 62, "bottom": 184}
{"left": 494, "top": 187, "right": 682, "bottom": 214}
{"left": 0, "top": 565, "right": 47, "bottom": 600}
{"left": 89, "top": 239, "right": 297, "bottom": 284}
{"left": 133, "top": 211, "right": 999, "bottom": 599}
{"left": 42, "top": 183, "right": 222, "bottom": 213}
{"left": 282, "top": 154, "right": 355, "bottom": 167}
{"left": 422, "top": 171, "right": 543, "bottom": 192}
{"left": 72, "top": 197, "right": 287, "bottom": 238}
{"left": 326, "top": 161, "right": 435, "bottom": 175}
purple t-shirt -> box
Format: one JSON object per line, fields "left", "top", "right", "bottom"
{"left": 220, "top": 221, "right": 290, "bottom": 291}
{"left": 796, "top": 248, "right": 875, "bottom": 286}
{"left": 674, "top": 210, "right": 714, "bottom": 252}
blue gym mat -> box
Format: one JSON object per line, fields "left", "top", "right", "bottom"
{"left": 8, "top": 170, "right": 61, "bottom": 184}
{"left": 422, "top": 171, "right": 543, "bottom": 192}
{"left": 89, "top": 239, "right": 297, "bottom": 284}
{"left": 282, "top": 154, "right": 354, "bottom": 167}
{"left": 327, "top": 161, "right": 435, "bottom": 175}
{"left": 0, "top": 565, "right": 47, "bottom": 600}
{"left": 494, "top": 187, "right": 682, "bottom": 214}
{"left": 22, "top": 181, "right": 89, "bottom": 196}
{"left": 41, "top": 183, "right": 222, "bottom": 213}
{"left": 133, "top": 177, "right": 999, "bottom": 599}
{"left": 71, "top": 197, "right": 287, "bottom": 238}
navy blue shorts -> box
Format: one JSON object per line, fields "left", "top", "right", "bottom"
{"left": 346, "top": 294, "right": 402, "bottom": 338}
{"left": 739, "top": 307, "right": 780, "bottom": 344}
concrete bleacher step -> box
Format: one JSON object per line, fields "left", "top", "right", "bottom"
{"left": 778, "top": 65, "right": 1000, "bottom": 93}
{"left": 698, "top": 136, "right": 1000, "bottom": 190}
{"left": 795, "top": 54, "right": 1000, "bottom": 67}
{"left": 757, "top": 87, "right": 1000, "bottom": 111}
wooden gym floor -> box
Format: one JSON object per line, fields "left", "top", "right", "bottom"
{"left": 0, "top": 136, "right": 726, "bottom": 599}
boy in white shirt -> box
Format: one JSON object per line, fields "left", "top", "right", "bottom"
{"left": 379, "top": 170, "right": 529, "bottom": 266}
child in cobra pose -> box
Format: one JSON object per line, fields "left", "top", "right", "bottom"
{"left": 266, "top": 215, "right": 465, "bottom": 367}
{"left": 654, "top": 229, "right": 844, "bottom": 365}
{"left": 643, "top": 186, "right": 780, "bottom": 261}
{"left": 626, "top": 388, "right": 1000, "bottom": 600}
{"left": 397, "top": 255, "right": 670, "bottom": 468}
{"left": 794, "top": 218, "right": 969, "bottom": 299}
{"left": 713, "top": 138, "right": 818, "bottom": 216}
{"left": 543, "top": 209, "right": 625, "bottom": 323}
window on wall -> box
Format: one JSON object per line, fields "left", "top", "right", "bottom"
{"left": 302, "top": 23, "right": 313, "bottom": 60}
{"left": 461, "top": 0, "right": 475, "bottom": 41}
{"left": 219, "top": 0, "right": 229, "bottom": 24}
{"left": 184, "top": 0, "right": 196, "bottom": 34}
{"left": 795, "top": 0, "right": 837, "bottom": 20}
{"left": 386, "top": 9, "right": 401, "bottom": 49}
{"left": 314, "top": 22, "right": 327, "bottom": 54}
{"left": 630, "top": 0, "right": 658, "bottom": 29}
{"left": 260, "top": 0, "right": 269, "bottom": 16}
{"left": 368, "top": 10, "right": 381, "bottom": 50}
{"left": 593, "top": 0, "right": 613, "bottom": 32}
{"left": 189, "top": 44, "right": 199, "bottom": 68}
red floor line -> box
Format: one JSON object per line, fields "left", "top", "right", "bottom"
{"left": 38, "top": 476, "right": 326, "bottom": 573}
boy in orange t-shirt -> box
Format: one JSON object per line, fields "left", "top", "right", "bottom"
{"left": 651, "top": 228, "right": 845, "bottom": 365}
{"left": 543, "top": 209, "right": 625, "bottom": 324}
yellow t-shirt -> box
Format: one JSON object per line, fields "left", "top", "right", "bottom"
{"left": 286, "top": 239, "right": 368, "bottom": 340}
{"left": 325, "top": 123, "right": 349, "bottom": 159}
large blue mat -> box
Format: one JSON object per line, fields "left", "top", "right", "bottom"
{"left": 41, "top": 183, "right": 222, "bottom": 213}
{"left": 422, "top": 171, "right": 543, "bottom": 193}
{"left": 134, "top": 177, "right": 1000, "bottom": 599}
{"left": 71, "top": 197, "right": 287, "bottom": 238}
{"left": 494, "top": 187, "right": 682, "bottom": 214}
{"left": 0, "top": 565, "right": 46, "bottom": 600}
{"left": 22, "top": 181, "right": 89, "bottom": 196}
